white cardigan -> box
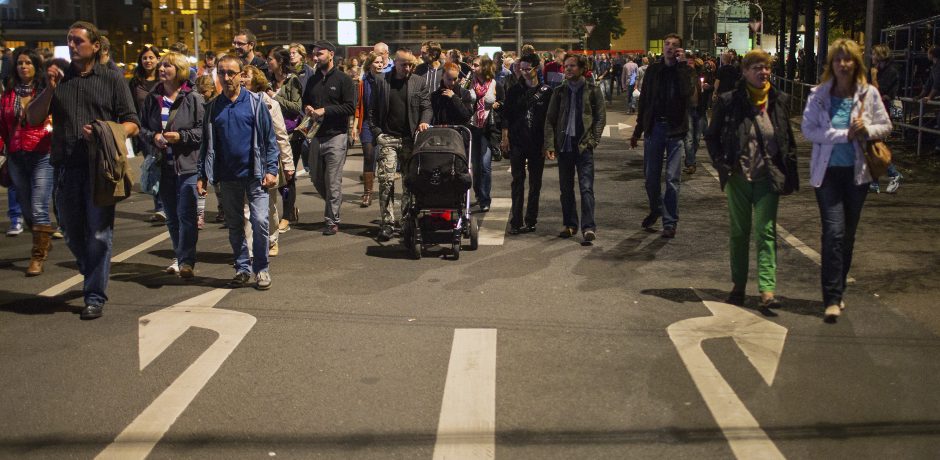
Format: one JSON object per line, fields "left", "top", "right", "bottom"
{"left": 800, "top": 80, "right": 892, "bottom": 188}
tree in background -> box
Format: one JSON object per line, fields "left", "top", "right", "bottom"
{"left": 565, "top": 0, "right": 625, "bottom": 50}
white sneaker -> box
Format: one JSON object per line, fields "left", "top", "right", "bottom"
{"left": 165, "top": 259, "right": 179, "bottom": 274}
{"left": 886, "top": 173, "right": 903, "bottom": 194}
{"left": 296, "top": 169, "right": 309, "bottom": 178}
{"left": 6, "top": 218, "right": 24, "bottom": 236}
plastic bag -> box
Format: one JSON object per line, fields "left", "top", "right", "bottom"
{"left": 139, "top": 153, "right": 161, "bottom": 196}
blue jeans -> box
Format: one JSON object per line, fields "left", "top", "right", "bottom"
{"left": 644, "top": 121, "right": 684, "bottom": 228}
{"left": 219, "top": 178, "right": 270, "bottom": 275}
{"left": 7, "top": 152, "right": 54, "bottom": 227}
{"left": 599, "top": 79, "right": 612, "bottom": 102}
{"left": 471, "top": 127, "right": 493, "bottom": 208}
{"left": 684, "top": 111, "right": 707, "bottom": 167}
{"left": 815, "top": 167, "right": 868, "bottom": 307}
{"left": 7, "top": 183, "right": 21, "bottom": 221}
{"left": 56, "top": 165, "right": 115, "bottom": 307}
{"left": 557, "top": 148, "right": 595, "bottom": 231}
{"left": 159, "top": 171, "right": 199, "bottom": 266}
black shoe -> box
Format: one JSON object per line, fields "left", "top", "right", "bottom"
{"left": 520, "top": 224, "right": 537, "bottom": 233}
{"left": 661, "top": 227, "right": 676, "bottom": 238}
{"left": 760, "top": 296, "right": 782, "bottom": 309}
{"left": 641, "top": 212, "right": 660, "bottom": 229}
{"left": 480, "top": 205, "right": 490, "bottom": 213}
{"left": 508, "top": 226, "right": 521, "bottom": 235}
{"left": 323, "top": 224, "right": 338, "bottom": 235}
{"left": 226, "top": 272, "right": 251, "bottom": 288}
{"left": 80, "top": 304, "right": 103, "bottom": 320}
{"left": 725, "top": 290, "right": 746, "bottom": 306}
{"left": 377, "top": 226, "right": 394, "bottom": 242}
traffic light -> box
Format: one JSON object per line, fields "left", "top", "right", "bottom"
{"left": 727, "top": 31, "right": 733, "bottom": 43}
{"left": 194, "top": 19, "right": 205, "bottom": 44}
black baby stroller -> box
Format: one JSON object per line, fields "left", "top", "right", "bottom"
{"left": 401, "top": 125, "right": 479, "bottom": 260}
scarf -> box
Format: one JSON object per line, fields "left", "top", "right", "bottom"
{"left": 474, "top": 78, "right": 493, "bottom": 127}
{"left": 747, "top": 81, "right": 771, "bottom": 109}
{"left": 565, "top": 78, "right": 585, "bottom": 137}
{"left": 13, "top": 84, "right": 33, "bottom": 125}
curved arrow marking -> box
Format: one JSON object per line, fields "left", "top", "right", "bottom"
{"left": 667, "top": 289, "right": 787, "bottom": 459}
{"left": 96, "top": 288, "right": 256, "bottom": 460}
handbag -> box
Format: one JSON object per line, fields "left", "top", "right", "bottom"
{"left": 139, "top": 152, "right": 160, "bottom": 196}
{"left": 857, "top": 95, "right": 892, "bottom": 179}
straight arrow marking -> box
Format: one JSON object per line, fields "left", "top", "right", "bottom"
{"left": 433, "top": 328, "right": 497, "bottom": 460}
{"left": 477, "top": 198, "right": 511, "bottom": 246}
{"left": 667, "top": 289, "right": 787, "bottom": 460}
{"left": 96, "top": 288, "right": 256, "bottom": 460}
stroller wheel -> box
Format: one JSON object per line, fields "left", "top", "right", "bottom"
{"left": 403, "top": 218, "right": 421, "bottom": 259}
{"left": 468, "top": 215, "right": 480, "bottom": 250}
{"left": 451, "top": 241, "right": 461, "bottom": 260}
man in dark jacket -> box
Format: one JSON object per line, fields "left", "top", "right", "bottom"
{"left": 415, "top": 41, "right": 445, "bottom": 94}
{"left": 302, "top": 40, "right": 355, "bottom": 235}
{"left": 501, "top": 53, "right": 553, "bottom": 234}
{"left": 630, "top": 33, "right": 696, "bottom": 239}
{"left": 367, "top": 48, "right": 432, "bottom": 241}
{"left": 544, "top": 53, "right": 606, "bottom": 243}
{"left": 430, "top": 62, "right": 473, "bottom": 125}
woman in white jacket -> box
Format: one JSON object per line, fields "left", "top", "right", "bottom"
{"left": 801, "top": 39, "right": 892, "bottom": 323}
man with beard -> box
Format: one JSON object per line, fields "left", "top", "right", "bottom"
{"left": 501, "top": 53, "right": 552, "bottom": 235}
{"left": 367, "top": 49, "right": 432, "bottom": 242}
{"left": 301, "top": 40, "right": 355, "bottom": 235}
{"left": 430, "top": 62, "right": 473, "bottom": 125}
{"left": 232, "top": 28, "right": 268, "bottom": 76}
{"left": 415, "top": 41, "right": 445, "bottom": 94}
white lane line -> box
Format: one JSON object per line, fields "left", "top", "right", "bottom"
{"left": 700, "top": 163, "right": 855, "bottom": 283}
{"left": 433, "top": 328, "right": 497, "bottom": 460}
{"left": 478, "top": 198, "right": 511, "bottom": 246}
{"left": 96, "top": 288, "right": 256, "bottom": 460}
{"left": 39, "top": 232, "right": 170, "bottom": 298}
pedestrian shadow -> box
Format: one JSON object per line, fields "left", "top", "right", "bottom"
{"left": 364, "top": 243, "right": 413, "bottom": 260}
{"left": 0, "top": 289, "right": 83, "bottom": 315}
{"left": 640, "top": 287, "right": 824, "bottom": 319}
{"left": 109, "top": 261, "right": 231, "bottom": 289}
{"left": 0, "top": 257, "right": 30, "bottom": 273}
{"left": 148, "top": 249, "right": 235, "bottom": 266}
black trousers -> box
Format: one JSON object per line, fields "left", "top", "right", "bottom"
{"left": 509, "top": 145, "right": 545, "bottom": 228}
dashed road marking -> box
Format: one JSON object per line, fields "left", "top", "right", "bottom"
{"left": 433, "top": 328, "right": 497, "bottom": 460}
{"left": 477, "top": 198, "right": 511, "bottom": 246}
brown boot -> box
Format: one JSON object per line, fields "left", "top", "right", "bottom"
{"left": 360, "top": 172, "right": 375, "bottom": 207}
{"left": 27, "top": 225, "right": 54, "bottom": 276}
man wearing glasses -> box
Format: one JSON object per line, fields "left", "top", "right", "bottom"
{"left": 232, "top": 29, "right": 268, "bottom": 76}
{"left": 367, "top": 49, "right": 432, "bottom": 242}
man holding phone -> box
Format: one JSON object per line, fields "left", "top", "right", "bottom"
{"left": 630, "top": 33, "right": 696, "bottom": 239}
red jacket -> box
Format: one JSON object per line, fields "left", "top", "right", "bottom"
{"left": 0, "top": 87, "right": 52, "bottom": 154}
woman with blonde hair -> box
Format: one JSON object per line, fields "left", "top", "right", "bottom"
{"left": 139, "top": 52, "right": 205, "bottom": 277}
{"left": 800, "top": 38, "right": 892, "bottom": 322}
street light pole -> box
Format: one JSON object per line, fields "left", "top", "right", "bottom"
{"left": 750, "top": 1, "right": 764, "bottom": 49}
{"left": 690, "top": 7, "right": 704, "bottom": 52}
{"left": 513, "top": 0, "right": 523, "bottom": 55}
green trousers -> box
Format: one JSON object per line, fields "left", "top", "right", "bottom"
{"left": 726, "top": 173, "right": 779, "bottom": 293}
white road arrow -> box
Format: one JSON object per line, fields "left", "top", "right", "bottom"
{"left": 667, "top": 289, "right": 787, "bottom": 460}
{"left": 96, "top": 288, "right": 256, "bottom": 460}
{"left": 602, "top": 123, "right": 633, "bottom": 138}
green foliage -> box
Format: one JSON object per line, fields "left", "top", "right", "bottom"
{"left": 458, "top": 0, "right": 503, "bottom": 47}
{"left": 565, "top": 0, "right": 626, "bottom": 49}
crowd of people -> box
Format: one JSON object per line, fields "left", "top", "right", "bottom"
{"left": 0, "top": 22, "right": 901, "bottom": 324}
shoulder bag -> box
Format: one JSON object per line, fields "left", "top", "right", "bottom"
{"left": 857, "top": 95, "right": 892, "bottom": 179}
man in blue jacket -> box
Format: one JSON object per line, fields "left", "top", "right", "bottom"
{"left": 197, "top": 55, "right": 279, "bottom": 290}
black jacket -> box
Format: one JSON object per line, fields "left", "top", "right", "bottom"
{"left": 502, "top": 79, "right": 553, "bottom": 150}
{"left": 367, "top": 72, "right": 432, "bottom": 140}
{"left": 704, "top": 81, "right": 799, "bottom": 194}
{"left": 431, "top": 85, "right": 473, "bottom": 126}
{"left": 632, "top": 60, "right": 696, "bottom": 140}
{"left": 301, "top": 65, "right": 355, "bottom": 139}
{"left": 138, "top": 82, "right": 205, "bottom": 175}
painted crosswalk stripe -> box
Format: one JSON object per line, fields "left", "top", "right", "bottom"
{"left": 433, "top": 328, "right": 497, "bottom": 460}
{"left": 39, "top": 232, "right": 170, "bottom": 298}
{"left": 477, "top": 197, "right": 511, "bottom": 246}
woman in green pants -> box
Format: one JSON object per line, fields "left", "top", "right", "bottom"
{"left": 705, "top": 49, "right": 800, "bottom": 308}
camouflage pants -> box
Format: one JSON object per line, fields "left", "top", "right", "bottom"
{"left": 376, "top": 134, "right": 412, "bottom": 228}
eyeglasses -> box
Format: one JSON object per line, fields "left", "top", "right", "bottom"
{"left": 232, "top": 41, "right": 250, "bottom": 47}
{"left": 471, "top": 63, "right": 480, "bottom": 67}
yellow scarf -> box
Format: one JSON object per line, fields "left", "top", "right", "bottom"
{"left": 746, "top": 81, "right": 771, "bottom": 108}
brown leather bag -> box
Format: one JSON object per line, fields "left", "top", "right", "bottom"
{"left": 858, "top": 95, "right": 892, "bottom": 179}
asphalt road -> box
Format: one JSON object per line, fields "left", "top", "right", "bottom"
{"left": 1, "top": 94, "right": 939, "bottom": 459}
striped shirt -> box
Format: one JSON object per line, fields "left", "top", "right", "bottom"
{"left": 49, "top": 63, "right": 138, "bottom": 167}
{"left": 161, "top": 95, "right": 174, "bottom": 162}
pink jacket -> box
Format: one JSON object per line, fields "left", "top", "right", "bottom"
{"left": 801, "top": 81, "right": 892, "bottom": 188}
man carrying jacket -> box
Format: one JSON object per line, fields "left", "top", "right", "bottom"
{"left": 197, "top": 55, "right": 279, "bottom": 290}
{"left": 27, "top": 21, "right": 139, "bottom": 320}
{"left": 368, "top": 49, "right": 432, "bottom": 242}
{"left": 302, "top": 40, "right": 355, "bottom": 235}
{"left": 544, "top": 53, "right": 606, "bottom": 243}
{"left": 630, "top": 33, "right": 696, "bottom": 239}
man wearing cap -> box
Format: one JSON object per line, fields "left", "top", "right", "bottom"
{"left": 301, "top": 40, "right": 355, "bottom": 235}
